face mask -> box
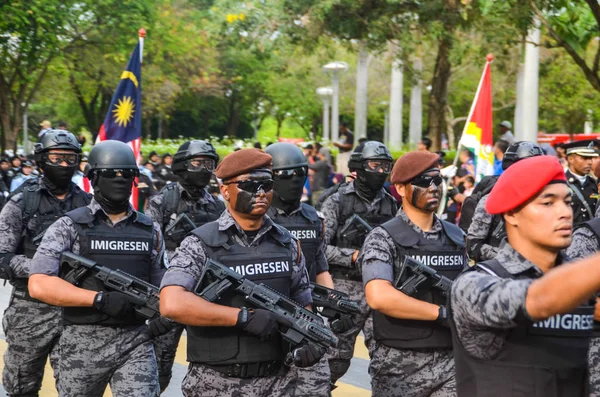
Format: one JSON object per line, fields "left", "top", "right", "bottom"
{"left": 43, "top": 165, "right": 76, "bottom": 194}
{"left": 355, "top": 170, "right": 387, "bottom": 200}
{"left": 94, "top": 175, "right": 132, "bottom": 214}
{"left": 273, "top": 174, "right": 306, "bottom": 203}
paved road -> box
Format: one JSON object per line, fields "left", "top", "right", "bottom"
{"left": 0, "top": 283, "right": 372, "bottom": 396}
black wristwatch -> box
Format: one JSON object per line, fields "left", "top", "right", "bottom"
{"left": 93, "top": 291, "right": 105, "bottom": 310}
{"left": 435, "top": 305, "right": 448, "bottom": 324}
{"left": 236, "top": 307, "right": 250, "bottom": 328}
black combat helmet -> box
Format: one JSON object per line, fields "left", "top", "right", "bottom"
{"left": 265, "top": 142, "right": 308, "bottom": 170}
{"left": 34, "top": 129, "right": 81, "bottom": 164}
{"left": 348, "top": 141, "right": 392, "bottom": 172}
{"left": 502, "top": 141, "right": 544, "bottom": 170}
{"left": 172, "top": 140, "right": 219, "bottom": 173}
{"left": 84, "top": 140, "right": 138, "bottom": 178}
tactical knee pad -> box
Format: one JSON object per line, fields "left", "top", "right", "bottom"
{"left": 328, "top": 359, "right": 351, "bottom": 383}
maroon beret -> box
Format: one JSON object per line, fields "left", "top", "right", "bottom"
{"left": 216, "top": 148, "right": 272, "bottom": 180}
{"left": 486, "top": 156, "right": 566, "bottom": 215}
{"left": 390, "top": 151, "right": 440, "bottom": 184}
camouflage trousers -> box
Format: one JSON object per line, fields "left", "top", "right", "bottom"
{"left": 2, "top": 295, "right": 61, "bottom": 396}
{"left": 327, "top": 277, "right": 374, "bottom": 384}
{"left": 294, "top": 354, "right": 331, "bottom": 397}
{"left": 57, "top": 324, "right": 159, "bottom": 397}
{"left": 369, "top": 344, "right": 455, "bottom": 397}
{"left": 181, "top": 363, "right": 297, "bottom": 397}
{"left": 153, "top": 323, "right": 185, "bottom": 392}
{"left": 590, "top": 336, "right": 600, "bottom": 396}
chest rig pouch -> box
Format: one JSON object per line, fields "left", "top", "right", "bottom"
{"left": 187, "top": 221, "right": 295, "bottom": 365}
{"left": 62, "top": 207, "right": 153, "bottom": 326}
{"left": 373, "top": 216, "right": 467, "bottom": 349}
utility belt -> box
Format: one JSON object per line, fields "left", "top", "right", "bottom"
{"left": 11, "top": 284, "right": 41, "bottom": 304}
{"left": 203, "top": 360, "right": 284, "bottom": 378}
{"left": 330, "top": 266, "right": 362, "bottom": 282}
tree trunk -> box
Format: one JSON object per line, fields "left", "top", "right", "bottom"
{"left": 276, "top": 117, "right": 284, "bottom": 138}
{"left": 427, "top": 34, "right": 453, "bottom": 152}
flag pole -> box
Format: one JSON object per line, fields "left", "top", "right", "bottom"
{"left": 138, "top": 28, "right": 145, "bottom": 64}
{"left": 452, "top": 53, "right": 494, "bottom": 167}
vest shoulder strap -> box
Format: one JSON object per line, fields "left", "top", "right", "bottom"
{"left": 192, "top": 222, "right": 229, "bottom": 248}
{"left": 578, "top": 218, "right": 600, "bottom": 245}
{"left": 71, "top": 186, "right": 92, "bottom": 207}
{"left": 161, "top": 183, "right": 181, "bottom": 219}
{"left": 440, "top": 220, "right": 467, "bottom": 248}
{"left": 380, "top": 216, "right": 420, "bottom": 247}
{"left": 134, "top": 212, "right": 154, "bottom": 227}
{"left": 474, "top": 259, "right": 513, "bottom": 279}
{"left": 66, "top": 206, "right": 95, "bottom": 225}
{"left": 269, "top": 223, "right": 293, "bottom": 245}
{"left": 300, "top": 203, "right": 321, "bottom": 224}
{"left": 21, "top": 181, "right": 42, "bottom": 221}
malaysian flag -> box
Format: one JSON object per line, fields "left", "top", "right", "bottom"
{"left": 96, "top": 29, "right": 145, "bottom": 209}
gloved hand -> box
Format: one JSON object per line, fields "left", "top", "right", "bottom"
{"left": 236, "top": 308, "right": 280, "bottom": 341}
{"left": 435, "top": 305, "right": 449, "bottom": 328}
{"left": 93, "top": 291, "right": 135, "bottom": 318}
{"left": 330, "top": 314, "right": 354, "bottom": 333}
{"left": 292, "top": 343, "right": 327, "bottom": 368}
{"left": 147, "top": 316, "right": 175, "bottom": 338}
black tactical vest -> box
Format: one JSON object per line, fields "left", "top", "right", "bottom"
{"left": 62, "top": 206, "right": 154, "bottom": 326}
{"left": 187, "top": 221, "right": 295, "bottom": 365}
{"left": 334, "top": 185, "right": 397, "bottom": 250}
{"left": 267, "top": 204, "right": 321, "bottom": 282}
{"left": 18, "top": 180, "right": 91, "bottom": 259}
{"left": 486, "top": 214, "right": 506, "bottom": 248}
{"left": 373, "top": 216, "right": 467, "bottom": 349}
{"left": 161, "top": 183, "right": 225, "bottom": 250}
{"left": 450, "top": 259, "right": 592, "bottom": 397}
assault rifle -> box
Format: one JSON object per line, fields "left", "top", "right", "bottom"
{"left": 60, "top": 251, "right": 161, "bottom": 320}
{"left": 196, "top": 259, "right": 338, "bottom": 351}
{"left": 165, "top": 213, "right": 197, "bottom": 243}
{"left": 395, "top": 256, "right": 453, "bottom": 297}
{"left": 339, "top": 214, "right": 373, "bottom": 244}
{"left": 310, "top": 283, "right": 360, "bottom": 333}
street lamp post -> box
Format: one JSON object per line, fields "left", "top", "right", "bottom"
{"left": 323, "top": 61, "right": 349, "bottom": 143}
{"left": 316, "top": 87, "right": 333, "bottom": 141}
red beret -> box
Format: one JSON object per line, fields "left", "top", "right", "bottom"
{"left": 486, "top": 156, "right": 566, "bottom": 214}
{"left": 216, "top": 148, "right": 272, "bottom": 180}
{"left": 390, "top": 151, "right": 440, "bottom": 184}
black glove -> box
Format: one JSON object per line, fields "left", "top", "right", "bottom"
{"left": 435, "top": 305, "right": 449, "bottom": 328}
{"left": 292, "top": 343, "right": 327, "bottom": 368}
{"left": 147, "top": 316, "right": 175, "bottom": 338}
{"left": 93, "top": 291, "right": 135, "bottom": 318}
{"left": 330, "top": 314, "right": 354, "bottom": 333}
{"left": 236, "top": 308, "right": 279, "bottom": 341}
{"left": 0, "top": 255, "right": 14, "bottom": 281}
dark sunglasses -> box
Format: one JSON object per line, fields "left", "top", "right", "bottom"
{"left": 273, "top": 167, "right": 307, "bottom": 179}
{"left": 225, "top": 179, "right": 274, "bottom": 193}
{"left": 410, "top": 175, "right": 443, "bottom": 188}
{"left": 97, "top": 169, "right": 138, "bottom": 179}
{"left": 45, "top": 153, "right": 79, "bottom": 166}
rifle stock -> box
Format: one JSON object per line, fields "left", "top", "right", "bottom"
{"left": 395, "top": 256, "right": 453, "bottom": 297}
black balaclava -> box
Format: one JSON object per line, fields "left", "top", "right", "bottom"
{"left": 272, "top": 173, "right": 305, "bottom": 214}
{"left": 178, "top": 170, "right": 212, "bottom": 200}
{"left": 354, "top": 169, "right": 387, "bottom": 201}
{"left": 93, "top": 174, "right": 132, "bottom": 214}
{"left": 42, "top": 165, "right": 76, "bottom": 196}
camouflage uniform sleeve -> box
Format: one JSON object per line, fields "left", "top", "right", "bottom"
{"left": 290, "top": 239, "right": 312, "bottom": 307}
{"left": 566, "top": 227, "right": 600, "bottom": 260}
{"left": 150, "top": 221, "right": 167, "bottom": 286}
{"left": 0, "top": 195, "right": 30, "bottom": 278}
{"left": 145, "top": 194, "right": 164, "bottom": 228}
{"left": 160, "top": 234, "right": 206, "bottom": 292}
{"left": 358, "top": 227, "right": 396, "bottom": 287}
{"left": 30, "top": 216, "right": 78, "bottom": 276}
{"left": 467, "top": 195, "right": 498, "bottom": 261}
{"left": 322, "top": 193, "right": 355, "bottom": 268}
{"left": 314, "top": 219, "right": 329, "bottom": 274}
{"left": 451, "top": 270, "right": 533, "bottom": 330}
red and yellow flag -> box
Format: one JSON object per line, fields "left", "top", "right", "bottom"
{"left": 458, "top": 54, "right": 494, "bottom": 181}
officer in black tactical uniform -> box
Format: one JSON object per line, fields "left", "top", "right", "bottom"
{"left": 466, "top": 141, "right": 544, "bottom": 261}
{"left": 29, "top": 140, "right": 167, "bottom": 397}
{"left": 360, "top": 151, "right": 468, "bottom": 396}
{"left": 266, "top": 142, "right": 335, "bottom": 396}
{"left": 0, "top": 130, "right": 91, "bottom": 397}
{"left": 563, "top": 140, "right": 599, "bottom": 226}
{"left": 159, "top": 148, "right": 317, "bottom": 396}
{"left": 146, "top": 140, "right": 226, "bottom": 392}
{"left": 320, "top": 141, "right": 398, "bottom": 384}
